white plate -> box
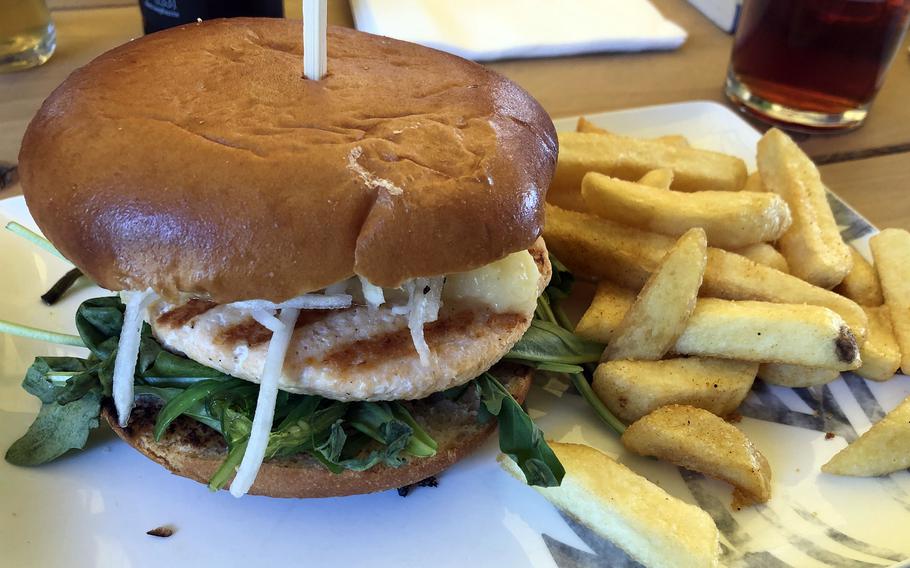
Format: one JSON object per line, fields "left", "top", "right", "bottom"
{"left": 1, "top": 101, "right": 908, "bottom": 568}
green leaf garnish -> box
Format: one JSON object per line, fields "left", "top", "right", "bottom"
{"left": 476, "top": 373, "right": 564, "bottom": 487}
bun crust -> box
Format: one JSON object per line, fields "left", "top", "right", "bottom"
{"left": 103, "top": 364, "right": 533, "bottom": 498}
{"left": 19, "top": 19, "right": 557, "bottom": 302}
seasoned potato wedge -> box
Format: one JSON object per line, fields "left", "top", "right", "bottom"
{"left": 870, "top": 228, "right": 910, "bottom": 371}
{"left": 757, "top": 363, "right": 840, "bottom": 387}
{"left": 731, "top": 243, "right": 789, "bottom": 274}
{"left": 582, "top": 173, "right": 792, "bottom": 249}
{"left": 593, "top": 358, "right": 757, "bottom": 423}
{"left": 499, "top": 442, "right": 721, "bottom": 568}
{"left": 701, "top": 247, "right": 867, "bottom": 343}
{"left": 638, "top": 168, "right": 675, "bottom": 190}
{"left": 544, "top": 205, "right": 868, "bottom": 340}
{"left": 742, "top": 171, "right": 765, "bottom": 193}
{"left": 836, "top": 246, "right": 884, "bottom": 307}
{"left": 758, "top": 129, "right": 852, "bottom": 288}
{"left": 622, "top": 405, "right": 772, "bottom": 506}
{"left": 604, "top": 229, "right": 707, "bottom": 361}
{"left": 675, "top": 299, "right": 860, "bottom": 370}
{"left": 855, "top": 305, "right": 901, "bottom": 381}
{"left": 823, "top": 395, "right": 910, "bottom": 476}
{"left": 575, "top": 281, "right": 635, "bottom": 344}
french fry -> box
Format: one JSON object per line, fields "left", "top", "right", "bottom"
{"left": 757, "top": 129, "right": 852, "bottom": 288}
{"left": 674, "top": 298, "right": 860, "bottom": 370}
{"left": 551, "top": 132, "right": 747, "bottom": 207}
{"left": 498, "top": 442, "right": 722, "bottom": 568}
{"left": 544, "top": 205, "right": 869, "bottom": 340}
{"left": 701, "top": 247, "right": 867, "bottom": 343}
{"left": 575, "top": 117, "right": 690, "bottom": 147}
{"left": 593, "top": 358, "right": 757, "bottom": 423}
{"left": 743, "top": 171, "right": 765, "bottom": 193}
{"left": 604, "top": 229, "right": 707, "bottom": 361}
{"left": 544, "top": 204, "right": 667, "bottom": 289}
{"left": 870, "top": 228, "right": 910, "bottom": 372}
{"left": 622, "top": 405, "right": 772, "bottom": 506}
{"left": 856, "top": 306, "right": 901, "bottom": 381}
{"left": 822, "top": 395, "right": 910, "bottom": 476}
{"left": 730, "top": 243, "right": 789, "bottom": 274}
{"left": 575, "top": 281, "right": 635, "bottom": 344}
{"left": 638, "top": 168, "right": 674, "bottom": 190}
{"left": 757, "top": 364, "right": 840, "bottom": 387}
{"left": 582, "top": 173, "right": 792, "bottom": 249}
{"left": 835, "top": 246, "right": 884, "bottom": 307}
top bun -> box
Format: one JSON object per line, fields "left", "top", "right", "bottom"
{"left": 19, "top": 19, "right": 557, "bottom": 303}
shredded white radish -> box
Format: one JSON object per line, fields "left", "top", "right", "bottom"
{"left": 251, "top": 308, "right": 284, "bottom": 333}
{"left": 229, "top": 307, "right": 300, "bottom": 498}
{"left": 113, "top": 288, "right": 157, "bottom": 427}
{"left": 403, "top": 277, "right": 444, "bottom": 367}
{"left": 229, "top": 293, "right": 351, "bottom": 312}
{"left": 358, "top": 276, "right": 385, "bottom": 309}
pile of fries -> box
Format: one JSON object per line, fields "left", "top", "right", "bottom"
{"left": 502, "top": 118, "right": 910, "bottom": 565}
{"left": 509, "top": 117, "right": 910, "bottom": 566}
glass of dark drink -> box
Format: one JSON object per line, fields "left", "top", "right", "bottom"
{"left": 725, "top": 0, "right": 910, "bottom": 131}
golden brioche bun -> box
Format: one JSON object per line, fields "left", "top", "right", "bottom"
{"left": 20, "top": 19, "right": 558, "bottom": 303}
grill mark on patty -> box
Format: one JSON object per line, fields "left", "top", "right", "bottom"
{"left": 156, "top": 298, "right": 217, "bottom": 327}
{"left": 318, "top": 310, "right": 527, "bottom": 370}
{"left": 215, "top": 308, "right": 345, "bottom": 347}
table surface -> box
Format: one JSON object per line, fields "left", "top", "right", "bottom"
{"left": 1, "top": 0, "right": 908, "bottom": 229}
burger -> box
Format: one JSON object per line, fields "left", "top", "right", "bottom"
{"left": 8, "top": 18, "right": 563, "bottom": 498}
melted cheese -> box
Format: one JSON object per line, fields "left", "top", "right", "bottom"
{"left": 443, "top": 250, "right": 540, "bottom": 313}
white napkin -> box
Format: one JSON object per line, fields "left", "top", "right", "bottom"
{"left": 350, "top": 0, "right": 687, "bottom": 62}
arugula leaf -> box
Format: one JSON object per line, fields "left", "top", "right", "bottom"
{"left": 476, "top": 373, "right": 564, "bottom": 487}
{"left": 154, "top": 378, "right": 248, "bottom": 441}
{"left": 547, "top": 254, "right": 574, "bottom": 301}
{"left": 505, "top": 319, "right": 603, "bottom": 366}
{"left": 208, "top": 439, "right": 248, "bottom": 491}
{"left": 23, "top": 357, "right": 90, "bottom": 403}
{"left": 147, "top": 350, "right": 228, "bottom": 379}
{"left": 5, "top": 389, "right": 102, "bottom": 466}
{"left": 75, "top": 297, "right": 124, "bottom": 358}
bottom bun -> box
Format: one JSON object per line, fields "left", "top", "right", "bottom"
{"left": 103, "top": 363, "right": 532, "bottom": 498}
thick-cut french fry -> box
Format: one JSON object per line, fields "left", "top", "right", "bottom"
{"left": 743, "top": 171, "right": 765, "bottom": 193}
{"left": 870, "top": 228, "right": 910, "bottom": 372}
{"left": 544, "top": 205, "right": 868, "bottom": 340}
{"left": 822, "top": 395, "right": 910, "bottom": 476}
{"left": 836, "top": 246, "right": 884, "bottom": 307}
{"left": 575, "top": 281, "right": 635, "bottom": 344}
{"left": 758, "top": 364, "right": 840, "bottom": 387}
{"left": 498, "top": 442, "right": 722, "bottom": 568}
{"left": 544, "top": 204, "right": 667, "bottom": 288}
{"left": 638, "top": 168, "right": 674, "bottom": 190}
{"left": 856, "top": 306, "right": 901, "bottom": 381}
{"left": 622, "top": 405, "right": 772, "bottom": 506}
{"left": 582, "top": 173, "right": 792, "bottom": 249}
{"left": 757, "top": 129, "right": 852, "bottom": 288}
{"left": 593, "top": 358, "right": 756, "bottom": 423}
{"left": 731, "top": 243, "right": 790, "bottom": 274}
{"left": 701, "top": 247, "right": 867, "bottom": 343}
{"left": 551, "top": 132, "right": 747, "bottom": 206}
{"left": 675, "top": 298, "right": 860, "bottom": 370}
{"left": 575, "top": 117, "right": 690, "bottom": 147}
{"left": 604, "top": 229, "right": 707, "bottom": 361}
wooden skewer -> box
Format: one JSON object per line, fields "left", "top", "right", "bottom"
{"left": 303, "top": 0, "right": 327, "bottom": 80}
